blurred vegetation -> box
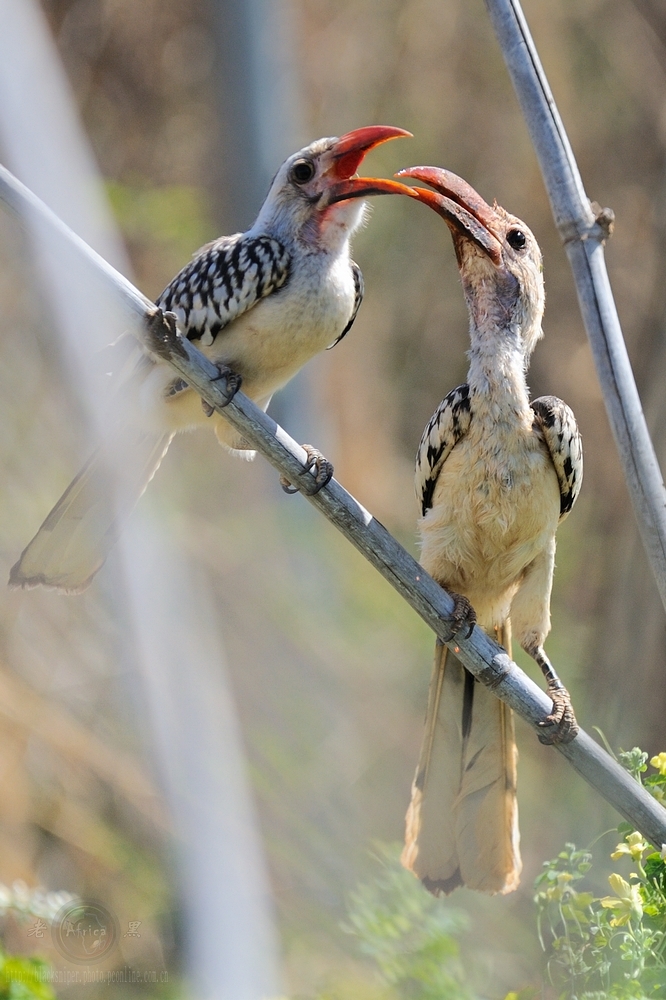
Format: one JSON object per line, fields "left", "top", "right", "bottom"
{"left": 105, "top": 181, "right": 216, "bottom": 289}
{"left": 0, "top": 883, "right": 72, "bottom": 1000}
{"left": 0, "top": 0, "right": 665, "bottom": 996}
{"left": 0, "top": 950, "right": 55, "bottom": 1000}
{"left": 340, "top": 843, "right": 473, "bottom": 1000}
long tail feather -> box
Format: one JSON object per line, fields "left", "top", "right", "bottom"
{"left": 402, "top": 623, "right": 521, "bottom": 894}
{"left": 9, "top": 428, "right": 174, "bottom": 593}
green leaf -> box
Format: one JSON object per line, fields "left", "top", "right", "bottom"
{"left": 644, "top": 856, "right": 666, "bottom": 890}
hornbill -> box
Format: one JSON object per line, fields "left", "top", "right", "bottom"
{"left": 397, "top": 166, "right": 582, "bottom": 895}
{"left": 10, "top": 126, "right": 415, "bottom": 593}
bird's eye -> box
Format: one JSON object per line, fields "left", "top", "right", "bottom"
{"left": 290, "top": 158, "right": 316, "bottom": 185}
{"left": 507, "top": 229, "right": 527, "bottom": 250}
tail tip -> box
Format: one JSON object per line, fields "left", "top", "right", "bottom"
{"left": 8, "top": 559, "right": 32, "bottom": 590}
{"left": 8, "top": 559, "right": 93, "bottom": 594}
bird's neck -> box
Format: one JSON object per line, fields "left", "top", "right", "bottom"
{"left": 256, "top": 199, "right": 365, "bottom": 257}
{"left": 466, "top": 320, "right": 531, "bottom": 418}
{"left": 301, "top": 199, "right": 366, "bottom": 254}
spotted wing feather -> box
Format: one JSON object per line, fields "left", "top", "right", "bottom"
{"left": 531, "top": 395, "right": 583, "bottom": 518}
{"left": 416, "top": 384, "right": 472, "bottom": 516}
{"left": 157, "top": 233, "right": 291, "bottom": 346}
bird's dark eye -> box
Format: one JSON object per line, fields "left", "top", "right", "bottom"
{"left": 290, "top": 158, "right": 316, "bottom": 185}
{"left": 507, "top": 229, "right": 527, "bottom": 250}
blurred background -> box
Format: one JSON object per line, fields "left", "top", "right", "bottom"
{"left": 0, "top": 0, "right": 665, "bottom": 996}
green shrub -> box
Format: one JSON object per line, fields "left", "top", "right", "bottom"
{"left": 535, "top": 749, "right": 666, "bottom": 998}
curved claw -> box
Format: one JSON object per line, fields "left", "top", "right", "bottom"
{"left": 210, "top": 365, "right": 242, "bottom": 406}
{"left": 442, "top": 592, "right": 477, "bottom": 643}
{"left": 200, "top": 365, "right": 242, "bottom": 416}
{"left": 303, "top": 445, "right": 334, "bottom": 492}
{"left": 537, "top": 684, "right": 579, "bottom": 745}
{"left": 280, "top": 444, "right": 334, "bottom": 495}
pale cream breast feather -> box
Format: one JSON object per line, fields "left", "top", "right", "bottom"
{"left": 419, "top": 423, "right": 561, "bottom": 629}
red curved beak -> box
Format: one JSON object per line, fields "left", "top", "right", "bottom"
{"left": 331, "top": 126, "right": 413, "bottom": 178}
{"left": 326, "top": 126, "right": 419, "bottom": 205}
{"left": 396, "top": 165, "right": 503, "bottom": 265}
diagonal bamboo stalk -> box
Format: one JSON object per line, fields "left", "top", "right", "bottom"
{"left": 485, "top": 0, "right": 666, "bottom": 615}
{"left": 1, "top": 162, "right": 665, "bottom": 848}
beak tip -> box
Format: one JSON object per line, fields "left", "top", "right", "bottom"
{"left": 392, "top": 168, "right": 504, "bottom": 263}
{"left": 394, "top": 165, "right": 446, "bottom": 185}
{"left": 332, "top": 126, "right": 413, "bottom": 179}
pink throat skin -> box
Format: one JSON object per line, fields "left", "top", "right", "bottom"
{"left": 300, "top": 197, "right": 366, "bottom": 251}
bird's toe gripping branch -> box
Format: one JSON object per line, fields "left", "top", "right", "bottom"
{"left": 280, "top": 445, "right": 334, "bottom": 496}
{"left": 201, "top": 366, "right": 243, "bottom": 416}
{"left": 531, "top": 645, "right": 579, "bottom": 745}
{"left": 538, "top": 683, "right": 578, "bottom": 745}
{"left": 144, "top": 307, "right": 189, "bottom": 360}
{"left": 442, "top": 592, "right": 477, "bottom": 643}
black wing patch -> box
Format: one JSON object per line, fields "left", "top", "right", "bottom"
{"left": 415, "top": 384, "right": 472, "bottom": 515}
{"left": 327, "top": 261, "right": 364, "bottom": 350}
{"left": 157, "top": 233, "right": 291, "bottom": 346}
{"left": 531, "top": 395, "right": 583, "bottom": 518}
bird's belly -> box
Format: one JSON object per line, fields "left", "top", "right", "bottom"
{"left": 206, "top": 291, "right": 344, "bottom": 397}
{"left": 419, "top": 439, "right": 560, "bottom": 618}
{"left": 143, "top": 264, "right": 355, "bottom": 435}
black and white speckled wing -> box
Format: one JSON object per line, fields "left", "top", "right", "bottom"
{"left": 327, "top": 261, "right": 364, "bottom": 350}
{"left": 531, "top": 395, "right": 583, "bottom": 519}
{"left": 157, "top": 233, "right": 291, "bottom": 346}
{"left": 416, "top": 384, "right": 472, "bottom": 516}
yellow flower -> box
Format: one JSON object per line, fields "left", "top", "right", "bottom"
{"left": 544, "top": 871, "right": 573, "bottom": 901}
{"left": 650, "top": 752, "right": 666, "bottom": 776}
{"left": 610, "top": 831, "right": 648, "bottom": 862}
{"left": 600, "top": 873, "right": 643, "bottom": 927}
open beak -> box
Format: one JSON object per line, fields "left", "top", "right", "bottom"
{"left": 325, "top": 126, "right": 419, "bottom": 205}
{"left": 395, "top": 166, "right": 503, "bottom": 265}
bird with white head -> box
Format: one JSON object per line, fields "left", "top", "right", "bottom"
{"left": 10, "top": 127, "right": 415, "bottom": 592}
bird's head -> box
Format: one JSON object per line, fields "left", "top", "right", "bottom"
{"left": 397, "top": 166, "right": 545, "bottom": 359}
{"left": 254, "top": 126, "right": 416, "bottom": 251}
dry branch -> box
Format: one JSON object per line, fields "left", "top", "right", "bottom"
{"left": 485, "top": 0, "right": 666, "bottom": 615}
{"left": 1, "top": 163, "right": 665, "bottom": 849}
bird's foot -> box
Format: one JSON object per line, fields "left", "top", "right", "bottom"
{"left": 537, "top": 682, "right": 579, "bottom": 745}
{"left": 167, "top": 378, "right": 189, "bottom": 397}
{"left": 442, "top": 592, "right": 476, "bottom": 643}
{"left": 201, "top": 364, "right": 243, "bottom": 415}
{"left": 280, "top": 445, "right": 334, "bottom": 495}
{"left": 144, "top": 308, "right": 188, "bottom": 360}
